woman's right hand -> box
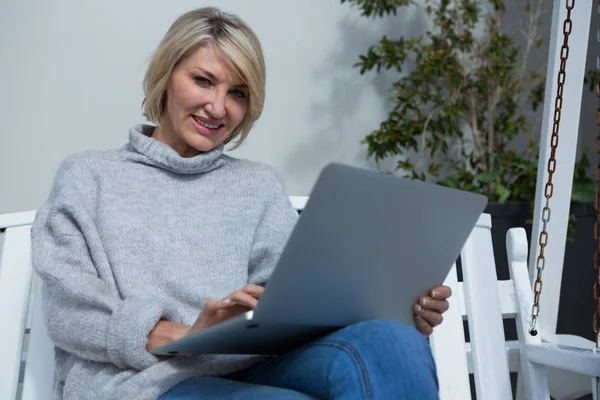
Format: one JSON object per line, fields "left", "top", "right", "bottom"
{"left": 187, "top": 284, "right": 264, "bottom": 335}
{"left": 146, "top": 284, "right": 264, "bottom": 352}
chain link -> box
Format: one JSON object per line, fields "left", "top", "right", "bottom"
{"left": 594, "top": 0, "right": 600, "bottom": 349}
{"left": 530, "top": 0, "right": 575, "bottom": 336}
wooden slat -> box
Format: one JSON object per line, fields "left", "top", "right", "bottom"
{"left": 461, "top": 214, "right": 512, "bottom": 399}
{"left": 21, "top": 277, "right": 56, "bottom": 400}
{"left": 0, "top": 211, "right": 36, "bottom": 230}
{"left": 507, "top": 227, "right": 550, "bottom": 399}
{"left": 466, "top": 341, "right": 521, "bottom": 374}
{"left": 430, "top": 265, "right": 471, "bottom": 399}
{"left": 0, "top": 226, "right": 34, "bottom": 400}
{"left": 457, "top": 280, "right": 518, "bottom": 319}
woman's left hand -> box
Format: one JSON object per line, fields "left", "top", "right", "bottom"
{"left": 413, "top": 285, "right": 452, "bottom": 337}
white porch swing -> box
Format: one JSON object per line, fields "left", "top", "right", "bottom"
{"left": 430, "top": 1, "right": 600, "bottom": 398}
{"left": 429, "top": 1, "right": 600, "bottom": 398}
{"left": 1, "top": 1, "right": 599, "bottom": 399}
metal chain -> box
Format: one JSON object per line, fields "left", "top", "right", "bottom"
{"left": 594, "top": 0, "right": 600, "bottom": 349}
{"left": 530, "top": 0, "right": 575, "bottom": 336}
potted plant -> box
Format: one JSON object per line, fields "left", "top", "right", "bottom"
{"left": 342, "top": 0, "right": 597, "bottom": 341}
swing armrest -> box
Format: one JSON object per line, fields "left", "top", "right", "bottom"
{"left": 541, "top": 333, "right": 595, "bottom": 349}
{"left": 526, "top": 342, "right": 600, "bottom": 377}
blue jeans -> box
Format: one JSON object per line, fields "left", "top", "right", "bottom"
{"left": 159, "top": 320, "right": 439, "bottom": 399}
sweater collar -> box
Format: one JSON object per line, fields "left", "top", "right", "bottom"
{"left": 128, "top": 124, "right": 226, "bottom": 175}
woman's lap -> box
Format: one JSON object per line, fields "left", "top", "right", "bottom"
{"left": 159, "top": 377, "right": 321, "bottom": 399}
{"left": 160, "top": 320, "right": 438, "bottom": 400}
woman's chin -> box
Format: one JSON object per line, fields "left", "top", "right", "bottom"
{"left": 184, "top": 132, "right": 225, "bottom": 154}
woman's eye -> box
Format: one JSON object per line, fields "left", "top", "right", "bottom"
{"left": 194, "top": 76, "right": 211, "bottom": 86}
{"left": 230, "top": 89, "right": 247, "bottom": 99}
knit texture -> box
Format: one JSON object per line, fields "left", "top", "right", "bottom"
{"left": 31, "top": 124, "right": 299, "bottom": 400}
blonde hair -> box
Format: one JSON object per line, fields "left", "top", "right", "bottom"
{"left": 143, "top": 7, "right": 266, "bottom": 149}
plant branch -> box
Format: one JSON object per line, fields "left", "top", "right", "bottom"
{"left": 517, "top": 0, "right": 544, "bottom": 97}
{"left": 507, "top": 168, "right": 530, "bottom": 187}
{"left": 487, "top": 87, "right": 502, "bottom": 170}
{"left": 420, "top": 108, "right": 437, "bottom": 154}
{"left": 417, "top": 107, "right": 438, "bottom": 173}
{"left": 468, "top": 94, "right": 486, "bottom": 166}
{"left": 453, "top": 0, "right": 486, "bottom": 167}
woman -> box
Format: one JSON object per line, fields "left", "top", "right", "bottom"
{"left": 32, "top": 7, "right": 451, "bottom": 400}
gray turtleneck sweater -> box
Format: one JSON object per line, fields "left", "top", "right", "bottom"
{"left": 31, "top": 124, "right": 299, "bottom": 400}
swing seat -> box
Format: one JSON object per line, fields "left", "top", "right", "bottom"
{"left": 1, "top": 200, "right": 599, "bottom": 400}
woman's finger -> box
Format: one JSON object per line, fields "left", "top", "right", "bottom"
{"left": 414, "top": 303, "right": 444, "bottom": 327}
{"left": 203, "top": 299, "right": 224, "bottom": 314}
{"left": 205, "top": 298, "right": 237, "bottom": 312}
{"left": 414, "top": 315, "right": 433, "bottom": 337}
{"left": 191, "top": 303, "right": 250, "bottom": 332}
{"left": 430, "top": 285, "right": 452, "bottom": 300}
{"left": 419, "top": 296, "right": 449, "bottom": 313}
{"left": 226, "top": 290, "right": 259, "bottom": 309}
{"left": 241, "top": 284, "right": 265, "bottom": 299}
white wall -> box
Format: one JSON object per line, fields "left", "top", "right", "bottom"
{"left": 0, "top": 0, "right": 429, "bottom": 214}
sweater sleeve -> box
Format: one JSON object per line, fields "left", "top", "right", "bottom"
{"left": 31, "top": 156, "right": 183, "bottom": 371}
{"left": 247, "top": 168, "right": 299, "bottom": 285}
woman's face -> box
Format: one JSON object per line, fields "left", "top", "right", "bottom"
{"left": 154, "top": 42, "right": 249, "bottom": 157}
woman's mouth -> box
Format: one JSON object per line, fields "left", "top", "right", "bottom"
{"left": 191, "top": 115, "right": 225, "bottom": 135}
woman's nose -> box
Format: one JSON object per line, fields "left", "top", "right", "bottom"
{"left": 204, "top": 90, "right": 226, "bottom": 119}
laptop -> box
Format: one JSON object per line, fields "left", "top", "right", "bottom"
{"left": 151, "top": 163, "right": 488, "bottom": 356}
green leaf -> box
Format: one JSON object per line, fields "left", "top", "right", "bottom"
{"left": 496, "top": 183, "right": 511, "bottom": 203}
{"left": 397, "top": 160, "right": 414, "bottom": 171}
{"left": 476, "top": 172, "right": 498, "bottom": 184}
{"left": 428, "top": 162, "right": 443, "bottom": 176}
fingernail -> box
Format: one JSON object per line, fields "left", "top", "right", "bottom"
{"left": 421, "top": 298, "right": 428, "bottom": 306}
{"left": 416, "top": 305, "right": 422, "bottom": 312}
{"left": 431, "top": 290, "right": 439, "bottom": 298}
{"left": 223, "top": 298, "right": 231, "bottom": 303}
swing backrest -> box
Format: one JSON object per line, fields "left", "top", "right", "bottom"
{"left": 1, "top": 198, "right": 523, "bottom": 400}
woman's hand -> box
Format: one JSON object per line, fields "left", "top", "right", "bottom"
{"left": 413, "top": 285, "right": 452, "bottom": 337}
{"left": 187, "top": 284, "right": 265, "bottom": 335}
{"left": 146, "top": 284, "right": 264, "bottom": 352}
